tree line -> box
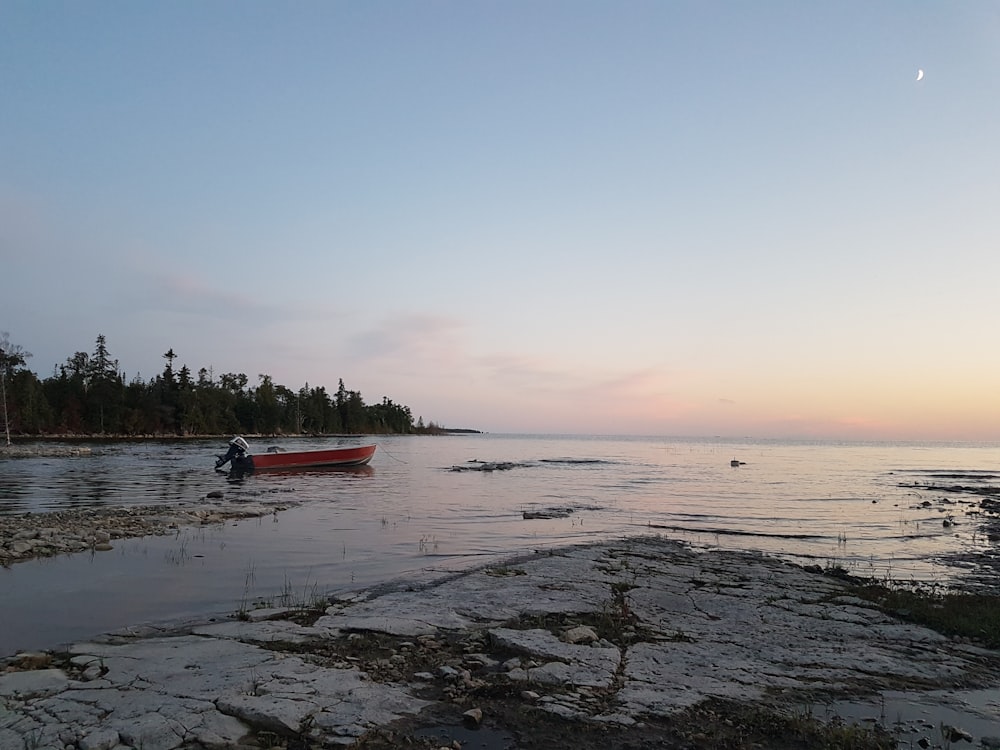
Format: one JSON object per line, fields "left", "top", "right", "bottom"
{"left": 0, "top": 332, "right": 441, "bottom": 439}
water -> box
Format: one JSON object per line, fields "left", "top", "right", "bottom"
{"left": 1, "top": 434, "right": 999, "bottom": 654}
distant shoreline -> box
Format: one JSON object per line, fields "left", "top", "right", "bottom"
{"left": 0, "top": 428, "right": 484, "bottom": 444}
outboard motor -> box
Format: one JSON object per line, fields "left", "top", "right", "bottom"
{"left": 215, "top": 436, "right": 251, "bottom": 469}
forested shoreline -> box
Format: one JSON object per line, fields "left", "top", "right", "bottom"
{"left": 0, "top": 333, "right": 441, "bottom": 438}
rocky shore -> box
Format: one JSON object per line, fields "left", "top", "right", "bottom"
{"left": 0, "top": 444, "right": 94, "bottom": 458}
{"left": 1, "top": 442, "right": 303, "bottom": 567}
{"left": 2, "top": 537, "right": 999, "bottom": 749}
{"left": 0, "top": 502, "right": 293, "bottom": 568}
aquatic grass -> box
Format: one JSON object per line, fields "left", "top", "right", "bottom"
{"left": 418, "top": 535, "right": 439, "bottom": 553}
{"left": 163, "top": 535, "right": 190, "bottom": 565}
{"left": 236, "top": 566, "right": 328, "bottom": 620}
{"left": 275, "top": 573, "right": 327, "bottom": 611}
{"left": 237, "top": 560, "right": 257, "bottom": 620}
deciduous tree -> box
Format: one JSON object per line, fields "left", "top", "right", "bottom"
{"left": 0, "top": 332, "right": 31, "bottom": 445}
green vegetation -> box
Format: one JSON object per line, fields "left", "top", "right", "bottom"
{"left": 0, "top": 332, "right": 30, "bottom": 446}
{"left": 0, "top": 332, "right": 435, "bottom": 437}
{"left": 810, "top": 561, "right": 1000, "bottom": 647}
{"left": 851, "top": 583, "right": 1000, "bottom": 648}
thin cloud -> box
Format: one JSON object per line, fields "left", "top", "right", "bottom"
{"left": 476, "top": 353, "right": 587, "bottom": 393}
{"left": 150, "top": 272, "right": 279, "bottom": 319}
{"left": 345, "top": 313, "right": 467, "bottom": 364}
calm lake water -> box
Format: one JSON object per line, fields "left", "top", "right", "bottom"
{"left": 2, "top": 434, "right": 999, "bottom": 654}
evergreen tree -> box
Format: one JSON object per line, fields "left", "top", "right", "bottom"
{"left": 86, "top": 334, "right": 123, "bottom": 433}
{"left": 50, "top": 352, "right": 90, "bottom": 432}
{"left": 254, "top": 374, "right": 281, "bottom": 434}
{"left": 157, "top": 348, "right": 180, "bottom": 432}
{"left": 1, "top": 334, "right": 432, "bottom": 437}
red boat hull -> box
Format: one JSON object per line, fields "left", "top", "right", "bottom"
{"left": 249, "top": 444, "right": 376, "bottom": 471}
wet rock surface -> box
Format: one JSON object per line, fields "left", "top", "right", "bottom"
{"left": 2, "top": 537, "right": 999, "bottom": 748}
{"left": 0, "top": 501, "right": 294, "bottom": 567}
{"left": 0, "top": 444, "right": 94, "bottom": 459}
{"left": 899, "top": 474, "right": 1000, "bottom": 591}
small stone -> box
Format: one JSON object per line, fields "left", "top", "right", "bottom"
{"left": 206, "top": 490, "right": 224, "bottom": 499}
{"left": 462, "top": 707, "right": 483, "bottom": 727}
{"left": 464, "top": 653, "right": 498, "bottom": 668}
{"left": 561, "top": 625, "right": 598, "bottom": 644}
{"left": 521, "top": 690, "right": 540, "bottom": 702}
{"left": 944, "top": 725, "right": 973, "bottom": 743}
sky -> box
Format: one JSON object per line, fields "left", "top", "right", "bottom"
{"left": 2, "top": 2, "right": 999, "bottom": 440}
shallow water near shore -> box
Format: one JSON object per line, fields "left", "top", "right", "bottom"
{"left": 2, "top": 434, "right": 999, "bottom": 654}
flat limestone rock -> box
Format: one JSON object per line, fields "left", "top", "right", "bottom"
{"left": 217, "top": 694, "right": 319, "bottom": 734}
{"left": 316, "top": 614, "right": 445, "bottom": 637}
{"left": 490, "top": 627, "right": 620, "bottom": 688}
{"left": 0, "top": 728, "right": 28, "bottom": 750}
{"left": 114, "top": 711, "right": 186, "bottom": 750}
{"left": 2, "top": 538, "right": 999, "bottom": 747}
{"left": 192, "top": 618, "right": 329, "bottom": 643}
{"left": 77, "top": 727, "right": 120, "bottom": 750}
{"left": 0, "top": 668, "right": 68, "bottom": 698}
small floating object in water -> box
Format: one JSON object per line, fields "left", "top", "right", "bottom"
{"left": 730, "top": 458, "right": 745, "bottom": 467}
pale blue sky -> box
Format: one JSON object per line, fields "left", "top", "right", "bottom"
{"left": 3, "top": 2, "right": 999, "bottom": 438}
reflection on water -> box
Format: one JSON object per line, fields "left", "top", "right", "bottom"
{"left": 827, "top": 689, "right": 1000, "bottom": 748}
{"left": 0, "top": 441, "right": 222, "bottom": 513}
{"left": 1, "top": 435, "right": 999, "bottom": 653}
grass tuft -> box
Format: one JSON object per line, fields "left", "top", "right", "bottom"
{"left": 851, "top": 584, "right": 1000, "bottom": 648}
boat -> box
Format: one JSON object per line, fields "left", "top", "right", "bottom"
{"left": 214, "top": 436, "right": 376, "bottom": 472}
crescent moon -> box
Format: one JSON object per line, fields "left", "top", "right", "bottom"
{"left": 916, "top": 69, "right": 924, "bottom": 81}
